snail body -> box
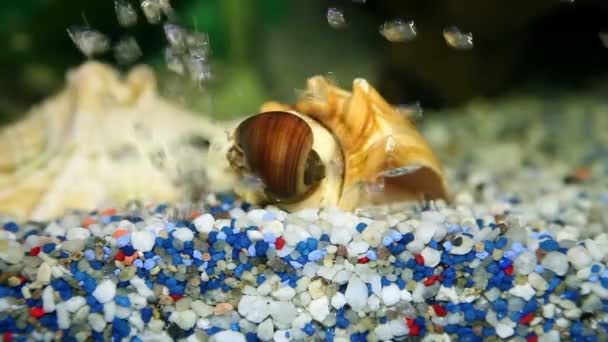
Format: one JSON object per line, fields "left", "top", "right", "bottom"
{"left": 228, "top": 76, "right": 448, "bottom": 211}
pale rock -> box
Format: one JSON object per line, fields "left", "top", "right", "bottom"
{"left": 347, "top": 240, "right": 370, "bottom": 256}
{"left": 388, "top": 318, "right": 410, "bottom": 336}
{"left": 308, "top": 296, "right": 330, "bottom": 322}
{"left": 210, "top": 331, "right": 246, "bottom": 342}
{"left": 272, "top": 286, "right": 296, "bottom": 301}
{"left": 191, "top": 300, "right": 214, "bottom": 317}
{"left": 193, "top": 214, "right": 215, "bottom": 234}
{"left": 269, "top": 301, "right": 297, "bottom": 325}
{"left": 93, "top": 279, "right": 116, "bottom": 303}
{"left": 172, "top": 227, "right": 194, "bottom": 242}
{"left": 330, "top": 226, "right": 352, "bottom": 245}
{"left": 131, "top": 230, "right": 155, "bottom": 252}
{"left": 42, "top": 285, "right": 56, "bottom": 312}
{"left": 257, "top": 318, "right": 274, "bottom": 341}
{"left": 400, "top": 289, "right": 413, "bottom": 302}
{"left": 331, "top": 292, "right": 347, "bottom": 309}
{"left": 374, "top": 324, "right": 393, "bottom": 341}
{"left": 37, "top": 262, "right": 52, "bottom": 284}
{"left": 345, "top": 276, "right": 368, "bottom": 311}
{"left": 509, "top": 283, "right": 536, "bottom": 301}
{"left": 169, "top": 310, "right": 196, "bottom": 330}
{"left": 421, "top": 247, "right": 441, "bottom": 268}
{"left": 238, "top": 295, "right": 270, "bottom": 323}
{"left": 381, "top": 284, "right": 401, "bottom": 306}
{"left": 64, "top": 296, "right": 86, "bottom": 312}
{"left": 495, "top": 323, "right": 514, "bottom": 338}
{"left": 273, "top": 330, "right": 293, "bottom": 342}
{"left": 513, "top": 252, "right": 536, "bottom": 275}
{"left": 567, "top": 246, "right": 592, "bottom": 270}
{"left": 541, "top": 251, "right": 569, "bottom": 276}
{"left": 66, "top": 227, "right": 90, "bottom": 241}
{"left": 415, "top": 221, "right": 439, "bottom": 244}
{"left": 367, "top": 294, "right": 381, "bottom": 311}
{"left": 88, "top": 313, "right": 106, "bottom": 332}
{"left": 528, "top": 273, "right": 548, "bottom": 292}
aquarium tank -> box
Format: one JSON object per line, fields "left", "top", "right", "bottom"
{"left": 0, "top": 0, "right": 607, "bottom": 341}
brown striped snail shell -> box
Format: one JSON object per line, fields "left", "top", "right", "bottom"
{"left": 227, "top": 76, "right": 449, "bottom": 211}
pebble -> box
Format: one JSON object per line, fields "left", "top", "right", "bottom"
{"left": 420, "top": 246, "right": 441, "bottom": 267}
{"left": 193, "top": 213, "right": 215, "bottom": 233}
{"left": 496, "top": 323, "right": 515, "bottom": 338}
{"left": 131, "top": 230, "right": 155, "bottom": 252}
{"left": 381, "top": 284, "right": 401, "bottom": 306}
{"left": 257, "top": 318, "right": 274, "bottom": 341}
{"left": 541, "top": 251, "right": 569, "bottom": 276}
{"left": 567, "top": 246, "right": 592, "bottom": 270}
{"left": 92, "top": 279, "right": 116, "bottom": 304}
{"left": 449, "top": 235, "right": 474, "bottom": 255}
{"left": 513, "top": 251, "right": 537, "bottom": 275}
{"left": 210, "top": 330, "right": 246, "bottom": 342}
{"left": 66, "top": 227, "right": 90, "bottom": 241}
{"left": 308, "top": 296, "right": 330, "bottom": 322}
{"left": 238, "top": 295, "right": 270, "bottom": 323}
{"left": 272, "top": 286, "right": 296, "bottom": 301}
{"left": 509, "top": 283, "right": 536, "bottom": 301}
{"left": 345, "top": 276, "right": 368, "bottom": 311}
{"left": 173, "top": 227, "right": 194, "bottom": 242}
{"left": 169, "top": 310, "right": 197, "bottom": 330}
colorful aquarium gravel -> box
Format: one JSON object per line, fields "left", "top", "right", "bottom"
{"left": 1, "top": 164, "right": 608, "bottom": 341}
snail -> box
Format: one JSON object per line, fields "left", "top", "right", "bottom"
{"left": 226, "top": 76, "right": 449, "bottom": 211}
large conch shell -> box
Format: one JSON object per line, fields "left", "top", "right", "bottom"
{"left": 0, "top": 62, "right": 235, "bottom": 222}
{"left": 228, "top": 76, "right": 449, "bottom": 211}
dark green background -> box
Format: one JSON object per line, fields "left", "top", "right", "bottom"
{"left": 2, "top": 0, "right": 608, "bottom": 124}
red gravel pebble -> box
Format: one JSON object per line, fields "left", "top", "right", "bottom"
{"left": 30, "top": 246, "right": 41, "bottom": 256}
{"left": 30, "top": 307, "right": 45, "bottom": 318}
{"left": 275, "top": 237, "right": 286, "bottom": 250}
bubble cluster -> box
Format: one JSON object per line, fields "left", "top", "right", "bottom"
{"left": 379, "top": 19, "right": 417, "bottom": 43}
{"left": 113, "top": 36, "right": 142, "bottom": 65}
{"left": 114, "top": 0, "right": 138, "bottom": 28}
{"left": 443, "top": 26, "right": 474, "bottom": 50}
{"left": 327, "top": 7, "right": 347, "bottom": 29}
{"left": 67, "top": 26, "right": 111, "bottom": 58}
{"left": 163, "top": 24, "right": 213, "bottom": 85}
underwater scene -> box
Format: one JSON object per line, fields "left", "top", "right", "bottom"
{"left": 1, "top": 0, "right": 608, "bottom": 341}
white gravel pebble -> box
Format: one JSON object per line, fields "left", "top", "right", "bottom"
{"left": 169, "top": 310, "right": 196, "bottom": 330}
{"left": 131, "top": 230, "right": 155, "bottom": 252}
{"left": 381, "top": 284, "right": 401, "bottom": 306}
{"left": 513, "top": 251, "right": 537, "bottom": 275}
{"left": 272, "top": 286, "right": 296, "bottom": 301}
{"left": 88, "top": 313, "right": 106, "bottom": 332}
{"left": 345, "top": 276, "right": 368, "bottom": 311}
{"left": 308, "top": 296, "right": 330, "bottom": 322}
{"left": 331, "top": 292, "right": 347, "bottom": 309}
{"left": 42, "top": 285, "right": 55, "bottom": 312}
{"left": 64, "top": 296, "right": 86, "bottom": 312}
{"left": 541, "top": 251, "right": 569, "bottom": 276}
{"left": 257, "top": 318, "right": 274, "bottom": 341}
{"left": 193, "top": 213, "right": 215, "bottom": 233}
{"left": 509, "top": 283, "right": 536, "bottom": 301}
{"left": 495, "top": 323, "right": 515, "bottom": 338}
{"left": 92, "top": 279, "right": 116, "bottom": 303}
{"left": 415, "top": 221, "right": 439, "bottom": 244}
{"left": 210, "top": 330, "right": 246, "bottom": 342}
{"left": 421, "top": 247, "right": 441, "bottom": 267}
{"left": 172, "top": 227, "right": 194, "bottom": 242}
{"left": 374, "top": 324, "right": 393, "bottom": 340}
{"left": 66, "top": 227, "right": 90, "bottom": 241}
{"left": 238, "top": 295, "right": 270, "bottom": 323}
{"left": 567, "top": 245, "right": 592, "bottom": 270}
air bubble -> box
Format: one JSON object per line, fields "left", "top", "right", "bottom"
{"left": 186, "top": 32, "right": 211, "bottom": 59}
{"left": 379, "top": 19, "right": 417, "bottom": 42}
{"left": 114, "top": 0, "right": 138, "bottom": 27}
{"left": 395, "top": 102, "right": 423, "bottom": 121}
{"left": 184, "top": 54, "right": 213, "bottom": 85}
{"left": 114, "top": 36, "right": 142, "bottom": 65}
{"left": 67, "top": 26, "right": 110, "bottom": 58}
{"left": 141, "top": 0, "right": 162, "bottom": 24}
{"left": 327, "top": 7, "right": 347, "bottom": 29}
{"left": 165, "top": 47, "right": 184, "bottom": 75}
{"left": 443, "top": 26, "right": 474, "bottom": 50}
{"left": 163, "top": 24, "right": 187, "bottom": 52}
